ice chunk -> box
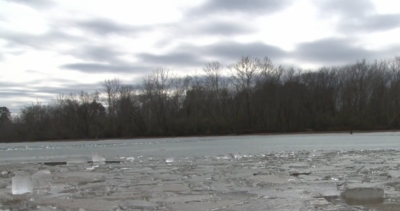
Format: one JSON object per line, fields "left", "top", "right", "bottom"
{"left": 126, "top": 157, "right": 135, "bottom": 162}
{"left": 12, "top": 172, "right": 33, "bottom": 195}
{"left": 165, "top": 157, "right": 174, "bottom": 163}
{"left": 224, "top": 153, "right": 235, "bottom": 160}
{"left": 37, "top": 207, "right": 57, "bottom": 211}
{"left": 67, "top": 157, "right": 88, "bottom": 165}
{"left": 341, "top": 187, "right": 384, "bottom": 205}
{"left": 233, "top": 153, "right": 243, "bottom": 160}
{"left": 49, "top": 183, "right": 65, "bottom": 194}
{"left": 32, "top": 170, "right": 51, "bottom": 188}
{"left": 32, "top": 170, "right": 51, "bottom": 179}
{"left": 92, "top": 153, "right": 106, "bottom": 164}
{"left": 388, "top": 170, "right": 400, "bottom": 178}
{"left": 86, "top": 165, "right": 99, "bottom": 171}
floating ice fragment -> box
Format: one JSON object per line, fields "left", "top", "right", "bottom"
{"left": 12, "top": 172, "right": 33, "bottom": 195}
{"left": 221, "top": 154, "right": 234, "bottom": 160}
{"left": 37, "top": 206, "right": 57, "bottom": 211}
{"left": 32, "top": 170, "right": 51, "bottom": 188}
{"left": 341, "top": 187, "right": 384, "bottom": 205}
{"left": 166, "top": 157, "right": 174, "bottom": 163}
{"left": 233, "top": 153, "right": 243, "bottom": 160}
{"left": 86, "top": 165, "right": 99, "bottom": 171}
{"left": 362, "top": 176, "right": 371, "bottom": 183}
{"left": 126, "top": 157, "right": 135, "bottom": 162}
{"left": 32, "top": 170, "right": 51, "bottom": 178}
{"left": 92, "top": 153, "right": 106, "bottom": 164}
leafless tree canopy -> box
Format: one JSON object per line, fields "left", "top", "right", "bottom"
{"left": 2, "top": 56, "right": 400, "bottom": 142}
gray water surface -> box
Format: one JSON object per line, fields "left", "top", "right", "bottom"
{"left": 0, "top": 132, "right": 399, "bottom": 162}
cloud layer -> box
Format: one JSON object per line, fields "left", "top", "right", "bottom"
{"left": 1, "top": 0, "right": 400, "bottom": 111}
{"left": 190, "top": 0, "right": 294, "bottom": 16}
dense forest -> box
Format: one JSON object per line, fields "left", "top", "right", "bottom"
{"left": 1, "top": 56, "right": 400, "bottom": 142}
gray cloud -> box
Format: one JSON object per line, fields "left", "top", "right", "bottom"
{"left": 0, "top": 29, "right": 83, "bottom": 50}
{"left": 136, "top": 41, "right": 288, "bottom": 68}
{"left": 33, "top": 85, "right": 102, "bottom": 96}
{"left": 77, "top": 19, "right": 130, "bottom": 34}
{"left": 0, "top": 80, "right": 101, "bottom": 96}
{"left": 340, "top": 14, "right": 400, "bottom": 33}
{"left": 0, "top": 79, "right": 148, "bottom": 113}
{"left": 194, "top": 20, "right": 256, "bottom": 36}
{"left": 61, "top": 41, "right": 288, "bottom": 75}
{"left": 153, "top": 20, "right": 258, "bottom": 48}
{"left": 67, "top": 45, "right": 125, "bottom": 64}
{"left": 136, "top": 52, "right": 207, "bottom": 67}
{"left": 0, "top": 81, "right": 101, "bottom": 113}
{"left": 1, "top": 0, "right": 55, "bottom": 9}
{"left": 316, "top": 0, "right": 400, "bottom": 33}
{"left": 316, "top": 0, "right": 374, "bottom": 18}
{"left": 201, "top": 41, "right": 288, "bottom": 62}
{"left": 190, "top": 0, "right": 293, "bottom": 17}
{"left": 294, "top": 38, "right": 370, "bottom": 64}
{"left": 0, "top": 91, "right": 51, "bottom": 98}
{"left": 60, "top": 63, "right": 151, "bottom": 74}
{"left": 292, "top": 38, "right": 400, "bottom": 65}
{"left": 75, "top": 18, "right": 149, "bottom": 36}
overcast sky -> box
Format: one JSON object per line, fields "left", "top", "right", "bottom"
{"left": 1, "top": 0, "right": 400, "bottom": 113}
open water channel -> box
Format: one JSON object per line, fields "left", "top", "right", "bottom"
{"left": 1, "top": 132, "right": 400, "bottom": 210}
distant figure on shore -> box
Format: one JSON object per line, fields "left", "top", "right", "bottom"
{"left": 350, "top": 130, "right": 353, "bottom": 134}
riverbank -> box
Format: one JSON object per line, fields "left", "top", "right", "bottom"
{"left": 1, "top": 128, "right": 400, "bottom": 144}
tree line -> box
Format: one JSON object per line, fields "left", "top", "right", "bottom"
{"left": 1, "top": 56, "right": 400, "bottom": 142}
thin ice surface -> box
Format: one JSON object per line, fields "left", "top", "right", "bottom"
{"left": 0, "top": 132, "right": 400, "bottom": 210}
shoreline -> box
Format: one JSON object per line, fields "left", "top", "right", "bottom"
{"left": 1, "top": 128, "right": 400, "bottom": 144}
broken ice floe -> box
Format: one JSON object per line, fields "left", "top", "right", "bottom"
{"left": 341, "top": 187, "right": 384, "bottom": 205}
{"left": 165, "top": 157, "right": 174, "bottom": 163}
{"left": 92, "top": 153, "right": 106, "bottom": 164}
{"left": 12, "top": 171, "right": 33, "bottom": 195}
{"left": 3, "top": 147, "right": 400, "bottom": 210}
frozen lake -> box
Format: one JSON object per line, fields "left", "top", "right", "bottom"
{"left": 1, "top": 132, "right": 400, "bottom": 210}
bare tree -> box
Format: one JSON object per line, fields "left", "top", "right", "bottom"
{"left": 5, "top": 55, "right": 400, "bottom": 142}
{"left": 229, "top": 56, "right": 265, "bottom": 129}
{"left": 102, "top": 78, "right": 121, "bottom": 116}
{"left": 102, "top": 78, "right": 121, "bottom": 135}
{"left": 142, "top": 68, "right": 174, "bottom": 134}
